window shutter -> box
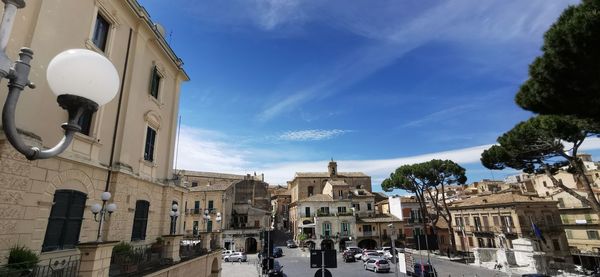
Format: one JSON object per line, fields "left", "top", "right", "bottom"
{"left": 132, "top": 200, "right": 149, "bottom": 240}
{"left": 42, "top": 190, "right": 86, "bottom": 252}
{"left": 150, "top": 66, "right": 158, "bottom": 97}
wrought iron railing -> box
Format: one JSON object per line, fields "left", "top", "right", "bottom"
{"left": 0, "top": 254, "right": 80, "bottom": 277}
{"left": 109, "top": 244, "right": 166, "bottom": 277}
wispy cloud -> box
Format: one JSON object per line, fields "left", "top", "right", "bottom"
{"left": 279, "top": 129, "right": 350, "bottom": 141}
{"left": 250, "top": 0, "right": 576, "bottom": 122}
{"left": 402, "top": 105, "right": 476, "bottom": 128}
{"left": 177, "top": 124, "right": 600, "bottom": 188}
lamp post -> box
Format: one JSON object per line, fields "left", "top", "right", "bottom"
{"left": 388, "top": 224, "right": 400, "bottom": 277}
{"left": 91, "top": 191, "right": 117, "bottom": 242}
{"left": 0, "top": 0, "right": 119, "bottom": 160}
{"left": 169, "top": 203, "right": 180, "bottom": 235}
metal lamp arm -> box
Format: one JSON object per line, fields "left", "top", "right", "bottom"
{"left": 2, "top": 48, "right": 96, "bottom": 160}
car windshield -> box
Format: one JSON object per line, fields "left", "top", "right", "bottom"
{"left": 378, "top": 260, "right": 389, "bottom": 264}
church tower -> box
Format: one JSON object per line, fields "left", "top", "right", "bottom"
{"left": 328, "top": 159, "right": 337, "bottom": 177}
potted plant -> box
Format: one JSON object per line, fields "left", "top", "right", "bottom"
{"left": 298, "top": 233, "right": 307, "bottom": 251}
{"left": 151, "top": 237, "right": 164, "bottom": 254}
{"left": 4, "top": 245, "right": 39, "bottom": 277}
{"left": 113, "top": 242, "right": 137, "bottom": 273}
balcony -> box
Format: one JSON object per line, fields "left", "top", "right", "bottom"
{"left": 361, "top": 230, "right": 378, "bottom": 237}
{"left": 408, "top": 218, "right": 424, "bottom": 224}
{"left": 472, "top": 225, "right": 495, "bottom": 237}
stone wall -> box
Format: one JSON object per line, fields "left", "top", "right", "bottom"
{"left": 145, "top": 251, "right": 221, "bottom": 277}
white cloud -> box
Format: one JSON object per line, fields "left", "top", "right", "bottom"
{"left": 177, "top": 128, "right": 600, "bottom": 189}
{"left": 279, "top": 129, "right": 349, "bottom": 141}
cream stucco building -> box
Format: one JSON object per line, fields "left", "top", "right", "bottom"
{"left": 0, "top": 1, "right": 222, "bottom": 276}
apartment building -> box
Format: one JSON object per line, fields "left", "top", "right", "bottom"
{"left": 450, "top": 191, "right": 571, "bottom": 271}
{"left": 0, "top": 0, "right": 189, "bottom": 265}
{"left": 269, "top": 185, "right": 291, "bottom": 232}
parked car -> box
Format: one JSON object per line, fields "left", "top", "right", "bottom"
{"left": 273, "top": 247, "right": 283, "bottom": 257}
{"left": 364, "top": 258, "right": 390, "bottom": 273}
{"left": 224, "top": 252, "right": 247, "bottom": 262}
{"left": 522, "top": 275, "right": 550, "bottom": 277}
{"left": 361, "top": 251, "right": 383, "bottom": 262}
{"left": 221, "top": 249, "right": 234, "bottom": 258}
{"left": 286, "top": 240, "right": 298, "bottom": 248}
{"left": 410, "top": 263, "right": 436, "bottom": 277}
{"left": 343, "top": 250, "right": 356, "bottom": 262}
{"left": 346, "top": 246, "right": 362, "bottom": 254}
{"left": 268, "top": 260, "right": 284, "bottom": 277}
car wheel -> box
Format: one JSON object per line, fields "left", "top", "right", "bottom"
{"left": 238, "top": 258, "right": 241, "bottom": 262}
{"left": 374, "top": 268, "right": 378, "bottom": 273}
{"left": 224, "top": 258, "right": 229, "bottom": 262}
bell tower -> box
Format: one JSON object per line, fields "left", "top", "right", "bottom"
{"left": 328, "top": 158, "right": 337, "bottom": 177}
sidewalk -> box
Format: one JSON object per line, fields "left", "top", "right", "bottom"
{"left": 221, "top": 256, "right": 261, "bottom": 277}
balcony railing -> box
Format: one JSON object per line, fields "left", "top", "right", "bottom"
{"left": 361, "top": 231, "right": 378, "bottom": 237}
{"left": 408, "top": 218, "right": 423, "bottom": 224}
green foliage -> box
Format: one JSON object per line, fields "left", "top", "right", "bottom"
{"left": 481, "top": 115, "right": 596, "bottom": 173}
{"left": 113, "top": 242, "right": 134, "bottom": 256}
{"left": 381, "top": 160, "right": 467, "bottom": 193}
{"left": 515, "top": 0, "right": 600, "bottom": 118}
{"left": 6, "top": 245, "right": 39, "bottom": 270}
{"left": 298, "top": 233, "right": 307, "bottom": 242}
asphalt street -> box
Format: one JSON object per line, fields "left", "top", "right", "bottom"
{"left": 273, "top": 247, "right": 517, "bottom": 277}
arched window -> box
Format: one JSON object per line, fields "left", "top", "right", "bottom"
{"left": 132, "top": 200, "right": 150, "bottom": 240}
{"left": 42, "top": 190, "right": 87, "bottom": 252}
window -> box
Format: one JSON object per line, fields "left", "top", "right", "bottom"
{"left": 42, "top": 190, "right": 86, "bottom": 252}
{"left": 144, "top": 126, "right": 157, "bottom": 162}
{"left": 322, "top": 222, "right": 331, "bottom": 236}
{"left": 463, "top": 216, "right": 470, "bottom": 226}
{"left": 543, "top": 181, "right": 547, "bottom": 187}
{"left": 492, "top": 216, "right": 499, "bottom": 225}
{"left": 354, "top": 203, "right": 360, "bottom": 211}
{"left": 338, "top": 190, "right": 343, "bottom": 197}
{"left": 149, "top": 66, "right": 161, "bottom": 99}
{"left": 552, "top": 239, "right": 561, "bottom": 251}
{"left": 208, "top": 200, "right": 214, "bottom": 211}
{"left": 193, "top": 221, "right": 199, "bottom": 236}
{"left": 191, "top": 181, "right": 198, "bottom": 187}
{"left": 341, "top": 222, "right": 349, "bottom": 235}
{"left": 545, "top": 215, "right": 554, "bottom": 225}
{"left": 207, "top": 220, "right": 212, "bottom": 232}
{"left": 78, "top": 110, "right": 94, "bottom": 136}
{"left": 482, "top": 216, "right": 489, "bottom": 227}
{"left": 587, "top": 230, "right": 599, "bottom": 240}
{"left": 308, "top": 186, "right": 314, "bottom": 196}
{"left": 320, "top": 207, "right": 329, "bottom": 215}
{"left": 337, "top": 206, "right": 346, "bottom": 214}
{"left": 194, "top": 201, "right": 200, "bottom": 214}
{"left": 92, "top": 13, "right": 110, "bottom": 51}
{"left": 474, "top": 217, "right": 482, "bottom": 230}
{"left": 131, "top": 200, "right": 150, "bottom": 241}
{"left": 367, "top": 203, "right": 372, "bottom": 211}
{"left": 468, "top": 237, "right": 474, "bottom": 247}
{"left": 305, "top": 207, "right": 311, "bottom": 217}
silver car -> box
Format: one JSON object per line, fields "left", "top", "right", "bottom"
{"left": 364, "top": 258, "right": 390, "bottom": 273}
{"left": 224, "top": 252, "right": 247, "bottom": 262}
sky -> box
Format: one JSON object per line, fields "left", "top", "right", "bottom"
{"left": 137, "top": 0, "right": 597, "bottom": 194}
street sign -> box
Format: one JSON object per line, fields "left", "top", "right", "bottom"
{"left": 314, "top": 268, "right": 332, "bottom": 277}
{"left": 310, "top": 250, "right": 337, "bottom": 268}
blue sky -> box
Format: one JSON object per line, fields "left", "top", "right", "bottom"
{"left": 138, "top": 0, "right": 600, "bottom": 193}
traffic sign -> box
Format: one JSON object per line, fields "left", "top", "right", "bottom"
{"left": 310, "top": 250, "right": 337, "bottom": 268}
{"left": 314, "top": 268, "right": 332, "bottom": 277}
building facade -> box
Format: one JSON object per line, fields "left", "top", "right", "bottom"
{"left": 450, "top": 191, "right": 571, "bottom": 271}
{"left": 0, "top": 0, "right": 191, "bottom": 266}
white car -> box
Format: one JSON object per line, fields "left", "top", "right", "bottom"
{"left": 221, "top": 250, "right": 234, "bottom": 258}
{"left": 361, "top": 252, "right": 382, "bottom": 262}
{"left": 224, "top": 252, "right": 247, "bottom": 262}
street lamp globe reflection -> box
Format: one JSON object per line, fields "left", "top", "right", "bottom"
{"left": 47, "top": 49, "right": 119, "bottom": 106}
{"left": 90, "top": 191, "right": 117, "bottom": 242}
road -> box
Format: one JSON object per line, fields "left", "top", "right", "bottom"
{"left": 274, "top": 247, "right": 513, "bottom": 277}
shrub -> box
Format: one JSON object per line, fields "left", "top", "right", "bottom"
{"left": 7, "top": 245, "right": 39, "bottom": 270}
{"left": 113, "top": 242, "right": 133, "bottom": 256}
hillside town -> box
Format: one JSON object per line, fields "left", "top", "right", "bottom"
{"left": 0, "top": 0, "right": 598, "bottom": 277}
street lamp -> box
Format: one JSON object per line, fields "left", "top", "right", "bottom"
{"left": 216, "top": 212, "right": 222, "bottom": 231}
{"left": 0, "top": 0, "right": 119, "bottom": 160}
{"left": 91, "top": 191, "right": 117, "bottom": 242}
{"left": 169, "top": 203, "right": 180, "bottom": 235}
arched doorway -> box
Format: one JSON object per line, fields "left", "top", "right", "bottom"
{"left": 245, "top": 237, "right": 257, "bottom": 253}
{"left": 321, "top": 239, "right": 334, "bottom": 250}
{"left": 339, "top": 238, "right": 350, "bottom": 251}
{"left": 210, "top": 257, "right": 219, "bottom": 277}
{"left": 305, "top": 240, "right": 316, "bottom": 249}
{"left": 358, "top": 239, "right": 377, "bottom": 250}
